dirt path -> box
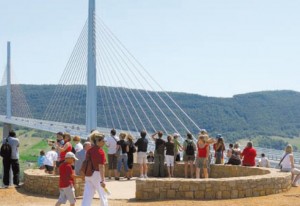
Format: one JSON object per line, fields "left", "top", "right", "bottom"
{"left": 1, "top": 186, "right": 300, "bottom": 206}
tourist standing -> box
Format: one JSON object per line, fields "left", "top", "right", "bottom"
{"left": 116, "top": 132, "right": 129, "bottom": 180}
{"left": 173, "top": 133, "right": 182, "bottom": 162}
{"left": 55, "top": 132, "right": 65, "bottom": 168}
{"left": 183, "top": 133, "right": 196, "bottom": 178}
{"left": 55, "top": 152, "right": 78, "bottom": 206}
{"left": 2, "top": 130, "right": 20, "bottom": 188}
{"left": 280, "top": 144, "right": 300, "bottom": 187}
{"left": 73, "top": 136, "right": 83, "bottom": 153}
{"left": 75, "top": 142, "right": 91, "bottom": 176}
{"left": 105, "top": 129, "right": 119, "bottom": 180}
{"left": 127, "top": 134, "right": 136, "bottom": 179}
{"left": 241, "top": 141, "right": 257, "bottom": 166}
{"left": 57, "top": 133, "right": 73, "bottom": 166}
{"left": 165, "top": 135, "right": 175, "bottom": 177}
{"left": 213, "top": 134, "right": 225, "bottom": 164}
{"left": 135, "top": 130, "right": 148, "bottom": 178}
{"left": 82, "top": 132, "right": 108, "bottom": 206}
{"left": 196, "top": 134, "right": 209, "bottom": 179}
{"left": 152, "top": 131, "right": 166, "bottom": 177}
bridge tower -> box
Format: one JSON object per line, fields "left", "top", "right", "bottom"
{"left": 3, "top": 41, "right": 12, "bottom": 138}
{"left": 86, "top": 0, "right": 97, "bottom": 133}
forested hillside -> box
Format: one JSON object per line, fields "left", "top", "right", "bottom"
{"left": 0, "top": 85, "right": 300, "bottom": 143}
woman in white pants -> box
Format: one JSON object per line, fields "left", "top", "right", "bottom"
{"left": 82, "top": 132, "right": 108, "bottom": 206}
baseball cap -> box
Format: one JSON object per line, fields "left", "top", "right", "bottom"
{"left": 216, "top": 134, "right": 222, "bottom": 138}
{"left": 65, "top": 152, "right": 78, "bottom": 160}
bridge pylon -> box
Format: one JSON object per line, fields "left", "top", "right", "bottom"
{"left": 86, "top": 0, "right": 97, "bottom": 133}
{"left": 4, "top": 41, "right": 12, "bottom": 138}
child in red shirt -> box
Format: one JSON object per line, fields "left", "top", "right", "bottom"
{"left": 55, "top": 152, "right": 78, "bottom": 206}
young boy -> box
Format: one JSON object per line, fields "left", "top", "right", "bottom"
{"left": 55, "top": 152, "right": 78, "bottom": 206}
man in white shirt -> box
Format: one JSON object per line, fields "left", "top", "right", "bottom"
{"left": 258, "top": 153, "right": 270, "bottom": 168}
{"left": 105, "top": 129, "right": 119, "bottom": 180}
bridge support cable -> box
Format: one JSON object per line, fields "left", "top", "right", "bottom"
{"left": 97, "top": 51, "right": 131, "bottom": 132}
{"left": 97, "top": 38, "right": 143, "bottom": 133}
{"left": 43, "top": 21, "right": 87, "bottom": 122}
{"left": 97, "top": 18, "right": 201, "bottom": 138}
{"left": 97, "top": 46, "right": 151, "bottom": 133}
{"left": 97, "top": 73, "right": 116, "bottom": 128}
{"left": 97, "top": 19, "right": 183, "bottom": 134}
{"left": 44, "top": 23, "right": 87, "bottom": 123}
{"left": 43, "top": 21, "right": 88, "bottom": 124}
{"left": 96, "top": 24, "right": 158, "bottom": 133}
{"left": 100, "top": 18, "right": 201, "bottom": 133}
{"left": 97, "top": 19, "right": 179, "bottom": 135}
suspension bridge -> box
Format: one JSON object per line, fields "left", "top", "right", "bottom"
{"left": 1, "top": 1, "right": 300, "bottom": 166}
{"left": 0, "top": 0, "right": 201, "bottom": 143}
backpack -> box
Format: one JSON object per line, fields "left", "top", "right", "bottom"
{"left": 185, "top": 140, "right": 194, "bottom": 156}
{"left": 0, "top": 138, "right": 12, "bottom": 159}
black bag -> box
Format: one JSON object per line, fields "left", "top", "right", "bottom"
{"left": 185, "top": 140, "right": 195, "bottom": 156}
{"left": 129, "top": 143, "right": 136, "bottom": 153}
{"left": 0, "top": 138, "right": 12, "bottom": 159}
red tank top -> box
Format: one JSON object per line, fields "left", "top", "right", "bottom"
{"left": 60, "top": 142, "right": 72, "bottom": 161}
{"left": 198, "top": 144, "right": 208, "bottom": 158}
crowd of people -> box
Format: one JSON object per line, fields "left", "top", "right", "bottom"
{"left": 1, "top": 128, "right": 300, "bottom": 206}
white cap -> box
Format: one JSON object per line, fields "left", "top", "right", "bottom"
{"left": 65, "top": 152, "right": 78, "bottom": 160}
{"left": 173, "top": 133, "right": 180, "bottom": 137}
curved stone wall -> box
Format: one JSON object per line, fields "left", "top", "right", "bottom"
{"left": 23, "top": 169, "right": 85, "bottom": 197}
{"left": 136, "top": 165, "right": 291, "bottom": 200}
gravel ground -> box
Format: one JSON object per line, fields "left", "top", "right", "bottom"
{"left": 0, "top": 184, "right": 300, "bottom": 206}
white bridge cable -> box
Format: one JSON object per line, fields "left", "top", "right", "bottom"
{"left": 99, "top": 46, "right": 129, "bottom": 131}
{"left": 98, "top": 18, "right": 201, "bottom": 135}
{"left": 43, "top": 23, "right": 86, "bottom": 121}
{"left": 98, "top": 87, "right": 109, "bottom": 128}
{"left": 10, "top": 70, "right": 33, "bottom": 119}
{"left": 97, "top": 20, "right": 179, "bottom": 134}
{"left": 47, "top": 25, "right": 87, "bottom": 123}
{"left": 96, "top": 35, "right": 141, "bottom": 133}
{"left": 97, "top": 19, "right": 174, "bottom": 134}
{"left": 97, "top": 44, "right": 143, "bottom": 133}
{"left": 43, "top": 20, "right": 88, "bottom": 122}
{"left": 96, "top": 23, "right": 156, "bottom": 133}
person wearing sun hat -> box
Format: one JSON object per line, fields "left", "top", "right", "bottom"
{"left": 55, "top": 152, "right": 78, "bottom": 206}
{"left": 82, "top": 132, "right": 108, "bottom": 206}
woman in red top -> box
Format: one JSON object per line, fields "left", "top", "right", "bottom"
{"left": 196, "top": 135, "right": 210, "bottom": 179}
{"left": 82, "top": 132, "right": 108, "bottom": 206}
{"left": 57, "top": 133, "right": 73, "bottom": 166}
{"left": 241, "top": 141, "right": 257, "bottom": 166}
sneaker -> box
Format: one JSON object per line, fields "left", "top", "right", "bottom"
{"left": 139, "top": 175, "right": 144, "bottom": 178}
{"left": 115, "top": 177, "right": 120, "bottom": 181}
{"left": 15, "top": 185, "right": 21, "bottom": 188}
{"left": 3, "top": 185, "right": 9, "bottom": 189}
{"left": 144, "top": 175, "right": 148, "bottom": 178}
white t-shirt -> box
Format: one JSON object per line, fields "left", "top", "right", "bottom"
{"left": 259, "top": 157, "right": 270, "bottom": 167}
{"left": 281, "top": 153, "right": 293, "bottom": 169}
{"left": 75, "top": 142, "right": 83, "bottom": 153}
{"left": 105, "top": 135, "right": 119, "bottom": 154}
{"left": 43, "top": 150, "right": 58, "bottom": 166}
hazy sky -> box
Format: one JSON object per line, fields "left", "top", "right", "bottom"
{"left": 0, "top": 0, "right": 300, "bottom": 97}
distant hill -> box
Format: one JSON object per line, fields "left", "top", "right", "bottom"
{"left": 0, "top": 85, "right": 300, "bottom": 142}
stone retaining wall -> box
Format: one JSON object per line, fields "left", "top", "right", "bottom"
{"left": 23, "top": 169, "right": 85, "bottom": 197}
{"left": 136, "top": 165, "right": 292, "bottom": 200}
